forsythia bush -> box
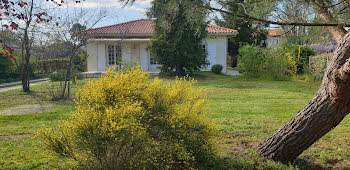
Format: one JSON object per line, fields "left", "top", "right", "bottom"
{"left": 36, "top": 67, "right": 217, "bottom": 169}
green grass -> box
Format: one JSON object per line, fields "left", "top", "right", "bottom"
{"left": 1, "top": 72, "right": 350, "bottom": 169}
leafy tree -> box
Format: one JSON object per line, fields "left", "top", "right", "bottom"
{"left": 215, "top": 0, "right": 269, "bottom": 67}
{"left": 149, "top": 0, "right": 208, "bottom": 75}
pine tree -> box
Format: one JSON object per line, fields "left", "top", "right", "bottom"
{"left": 149, "top": 0, "right": 208, "bottom": 75}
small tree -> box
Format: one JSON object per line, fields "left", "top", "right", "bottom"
{"left": 0, "top": 0, "right": 62, "bottom": 92}
{"left": 149, "top": 0, "right": 208, "bottom": 75}
{"left": 43, "top": 6, "right": 107, "bottom": 99}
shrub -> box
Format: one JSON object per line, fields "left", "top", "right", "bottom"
{"left": 309, "top": 41, "right": 337, "bottom": 54}
{"left": 290, "top": 45, "right": 315, "bottom": 74}
{"left": 238, "top": 44, "right": 263, "bottom": 77}
{"left": 49, "top": 71, "right": 66, "bottom": 81}
{"left": 36, "top": 67, "right": 217, "bottom": 169}
{"left": 37, "top": 58, "right": 69, "bottom": 74}
{"left": 263, "top": 45, "right": 290, "bottom": 80}
{"left": 310, "top": 53, "right": 332, "bottom": 80}
{"left": 0, "top": 48, "right": 17, "bottom": 80}
{"left": 211, "top": 64, "right": 223, "bottom": 74}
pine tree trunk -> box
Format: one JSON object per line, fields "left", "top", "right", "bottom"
{"left": 256, "top": 32, "right": 350, "bottom": 161}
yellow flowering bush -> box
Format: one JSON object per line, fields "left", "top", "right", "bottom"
{"left": 36, "top": 67, "right": 217, "bottom": 169}
{"left": 286, "top": 53, "right": 297, "bottom": 75}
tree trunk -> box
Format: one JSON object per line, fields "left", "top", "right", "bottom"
{"left": 21, "top": 26, "right": 30, "bottom": 92}
{"left": 61, "top": 44, "right": 81, "bottom": 99}
{"left": 256, "top": 32, "right": 350, "bottom": 161}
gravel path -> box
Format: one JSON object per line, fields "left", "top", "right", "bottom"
{"left": 225, "top": 70, "right": 242, "bottom": 76}
{"left": 0, "top": 78, "right": 49, "bottom": 87}
{"left": 0, "top": 80, "right": 50, "bottom": 93}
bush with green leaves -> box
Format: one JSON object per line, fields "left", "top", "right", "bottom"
{"left": 290, "top": 45, "right": 315, "bottom": 74}
{"left": 238, "top": 44, "right": 264, "bottom": 77}
{"left": 36, "top": 67, "right": 217, "bottom": 169}
{"left": 49, "top": 71, "right": 66, "bottom": 81}
{"left": 263, "top": 45, "right": 290, "bottom": 80}
{"left": 0, "top": 48, "right": 20, "bottom": 82}
{"left": 211, "top": 64, "right": 223, "bottom": 74}
{"left": 310, "top": 53, "right": 332, "bottom": 80}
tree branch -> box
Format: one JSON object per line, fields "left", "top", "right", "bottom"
{"left": 207, "top": 6, "right": 350, "bottom": 27}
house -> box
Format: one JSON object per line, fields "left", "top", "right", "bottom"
{"left": 266, "top": 29, "right": 285, "bottom": 46}
{"left": 85, "top": 19, "right": 238, "bottom": 75}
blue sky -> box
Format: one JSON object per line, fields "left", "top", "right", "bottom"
{"left": 63, "top": 0, "right": 223, "bottom": 28}
{"left": 66, "top": 0, "right": 152, "bottom": 28}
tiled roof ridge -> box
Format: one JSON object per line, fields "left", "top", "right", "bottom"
{"left": 88, "top": 19, "right": 151, "bottom": 32}
{"left": 207, "top": 24, "right": 238, "bottom": 33}
{"left": 87, "top": 19, "right": 237, "bottom": 35}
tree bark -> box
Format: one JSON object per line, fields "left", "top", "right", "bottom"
{"left": 256, "top": 32, "right": 350, "bottom": 161}
{"left": 21, "top": 24, "right": 30, "bottom": 92}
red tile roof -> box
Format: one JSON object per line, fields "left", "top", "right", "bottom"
{"left": 268, "top": 29, "right": 285, "bottom": 37}
{"left": 87, "top": 19, "right": 237, "bottom": 36}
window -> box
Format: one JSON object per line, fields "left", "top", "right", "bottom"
{"left": 150, "top": 53, "right": 158, "bottom": 65}
{"left": 107, "top": 43, "right": 122, "bottom": 66}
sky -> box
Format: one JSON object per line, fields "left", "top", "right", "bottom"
{"left": 62, "top": 0, "right": 223, "bottom": 28}
{"left": 65, "top": 0, "right": 152, "bottom": 28}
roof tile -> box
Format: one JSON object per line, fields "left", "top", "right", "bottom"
{"left": 87, "top": 19, "right": 237, "bottom": 35}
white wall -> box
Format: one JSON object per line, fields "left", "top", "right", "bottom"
{"left": 122, "top": 43, "right": 132, "bottom": 64}
{"left": 267, "top": 37, "right": 282, "bottom": 46}
{"left": 139, "top": 42, "right": 149, "bottom": 71}
{"left": 87, "top": 37, "right": 228, "bottom": 73}
{"left": 87, "top": 42, "right": 98, "bottom": 72}
{"left": 204, "top": 36, "right": 228, "bottom": 73}
{"left": 97, "top": 43, "right": 106, "bottom": 71}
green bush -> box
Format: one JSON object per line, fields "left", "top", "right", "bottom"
{"left": 37, "top": 67, "right": 217, "bottom": 169}
{"left": 0, "top": 49, "right": 19, "bottom": 82}
{"left": 211, "top": 64, "right": 223, "bottom": 74}
{"left": 310, "top": 53, "right": 332, "bottom": 80}
{"left": 290, "top": 45, "right": 315, "bottom": 74}
{"left": 49, "top": 71, "right": 66, "bottom": 81}
{"left": 238, "top": 44, "right": 263, "bottom": 77}
{"left": 263, "top": 45, "right": 290, "bottom": 80}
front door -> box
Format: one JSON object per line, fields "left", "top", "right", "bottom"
{"left": 207, "top": 42, "right": 217, "bottom": 69}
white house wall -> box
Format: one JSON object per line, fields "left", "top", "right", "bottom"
{"left": 87, "top": 37, "right": 228, "bottom": 73}
{"left": 139, "top": 43, "right": 149, "bottom": 71}
{"left": 97, "top": 43, "right": 106, "bottom": 71}
{"left": 131, "top": 43, "right": 140, "bottom": 65}
{"left": 122, "top": 43, "right": 132, "bottom": 64}
{"left": 87, "top": 42, "right": 98, "bottom": 72}
{"left": 205, "top": 36, "right": 228, "bottom": 73}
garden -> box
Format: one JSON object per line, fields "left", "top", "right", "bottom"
{"left": 1, "top": 66, "right": 350, "bottom": 169}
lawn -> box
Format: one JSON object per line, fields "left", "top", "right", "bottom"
{"left": 1, "top": 72, "right": 349, "bottom": 169}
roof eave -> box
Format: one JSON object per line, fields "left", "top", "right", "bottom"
{"left": 208, "top": 32, "right": 238, "bottom": 37}
{"left": 87, "top": 33, "right": 152, "bottom": 38}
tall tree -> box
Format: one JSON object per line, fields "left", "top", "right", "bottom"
{"left": 215, "top": 0, "right": 270, "bottom": 67}
{"left": 208, "top": 0, "right": 350, "bottom": 161}
{"left": 149, "top": 0, "right": 208, "bottom": 75}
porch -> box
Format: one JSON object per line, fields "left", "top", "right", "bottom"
{"left": 77, "top": 70, "right": 161, "bottom": 79}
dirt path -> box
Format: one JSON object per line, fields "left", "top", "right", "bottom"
{"left": 0, "top": 134, "right": 33, "bottom": 141}
{"left": 0, "top": 80, "right": 50, "bottom": 93}
{"left": 0, "top": 104, "right": 52, "bottom": 115}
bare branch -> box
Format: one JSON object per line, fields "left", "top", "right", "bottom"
{"left": 207, "top": 6, "right": 350, "bottom": 27}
